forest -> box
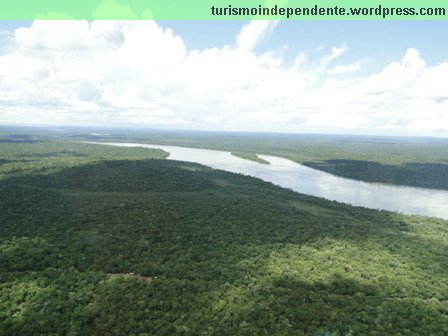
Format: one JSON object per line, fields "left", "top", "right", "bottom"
{"left": 62, "top": 128, "right": 448, "bottom": 190}
{"left": 1, "top": 128, "right": 448, "bottom": 335}
{"left": 2, "top": 126, "right": 448, "bottom": 191}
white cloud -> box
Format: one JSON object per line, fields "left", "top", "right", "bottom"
{"left": 0, "top": 21, "right": 447, "bottom": 136}
{"left": 321, "top": 44, "right": 347, "bottom": 68}
{"left": 236, "top": 20, "right": 279, "bottom": 52}
{"left": 329, "top": 64, "right": 360, "bottom": 75}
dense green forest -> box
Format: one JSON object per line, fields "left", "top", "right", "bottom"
{"left": 64, "top": 128, "right": 448, "bottom": 190}
{"left": 2, "top": 126, "right": 448, "bottom": 189}
{"left": 231, "top": 152, "right": 270, "bottom": 164}
{"left": 1, "top": 136, "right": 447, "bottom": 335}
{"left": 138, "top": 132, "right": 448, "bottom": 190}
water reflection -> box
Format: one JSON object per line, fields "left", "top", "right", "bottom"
{"left": 89, "top": 142, "right": 448, "bottom": 219}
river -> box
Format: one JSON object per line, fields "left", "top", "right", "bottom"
{"left": 86, "top": 142, "right": 448, "bottom": 219}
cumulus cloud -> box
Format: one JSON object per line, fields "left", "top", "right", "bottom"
{"left": 0, "top": 21, "right": 447, "bottom": 136}
{"left": 236, "top": 20, "right": 278, "bottom": 52}
{"left": 321, "top": 44, "right": 347, "bottom": 68}
{"left": 329, "top": 64, "right": 360, "bottom": 75}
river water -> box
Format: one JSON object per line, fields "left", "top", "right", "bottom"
{"left": 87, "top": 142, "right": 448, "bottom": 219}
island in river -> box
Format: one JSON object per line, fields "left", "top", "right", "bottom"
{"left": 231, "top": 151, "right": 270, "bottom": 164}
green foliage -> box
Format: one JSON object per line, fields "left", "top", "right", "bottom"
{"left": 2, "top": 126, "right": 448, "bottom": 189}
{"left": 0, "top": 140, "right": 168, "bottom": 181}
{"left": 11, "top": 160, "right": 215, "bottom": 193}
{"left": 306, "top": 159, "right": 448, "bottom": 190}
{"left": 231, "top": 152, "right": 270, "bottom": 164}
{"left": 1, "top": 137, "right": 448, "bottom": 335}
{"left": 70, "top": 129, "right": 447, "bottom": 190}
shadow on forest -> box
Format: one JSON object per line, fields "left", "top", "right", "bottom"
{"left": 0, "top": 159, "right": 34, "bottom": 165}
{"left": 0, "top": 139, "right": 40, "bottom": 143}
{"left": 305, "top": 159, "right": 448, "bottom": 190}
{"left": 1, "top": 159, "right": 215, "bottom": 193}
{"left": 1, "top": 159, "right": 445, "bottom": 271}
{"left": 1, "top": 159, "right": 447, "bottom": 334}
{"left": 16, "top": 151, "right": 89, "bottom": 159}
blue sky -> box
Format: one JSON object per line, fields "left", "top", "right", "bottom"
{"left": 2, "top": 20, "right": 448, "bottom": 64}
{"left": 158, "top": 21, "right": 448, "bottom": 69}
{"left": 0, "top": 20, "right": 447, "bottom": 136}
{"left": 3, "top": 20, "right": 448, "bottom": 67}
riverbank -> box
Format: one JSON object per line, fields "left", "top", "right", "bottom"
{"left": 2, "top": 147, "right": 447, "bottom": 335}
{"left": 73, "top": 131, "right": 448, "bottom": 191}
{"left": 86, "top": 141, "right": 448, "bottom": 219}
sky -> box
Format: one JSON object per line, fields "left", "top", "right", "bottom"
{"left": 0, "top": 20, "right": 447, "bottom": 136}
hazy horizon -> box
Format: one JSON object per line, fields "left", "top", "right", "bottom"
{"left": 3, "top": 123, "right": 448, "bottom": 140}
